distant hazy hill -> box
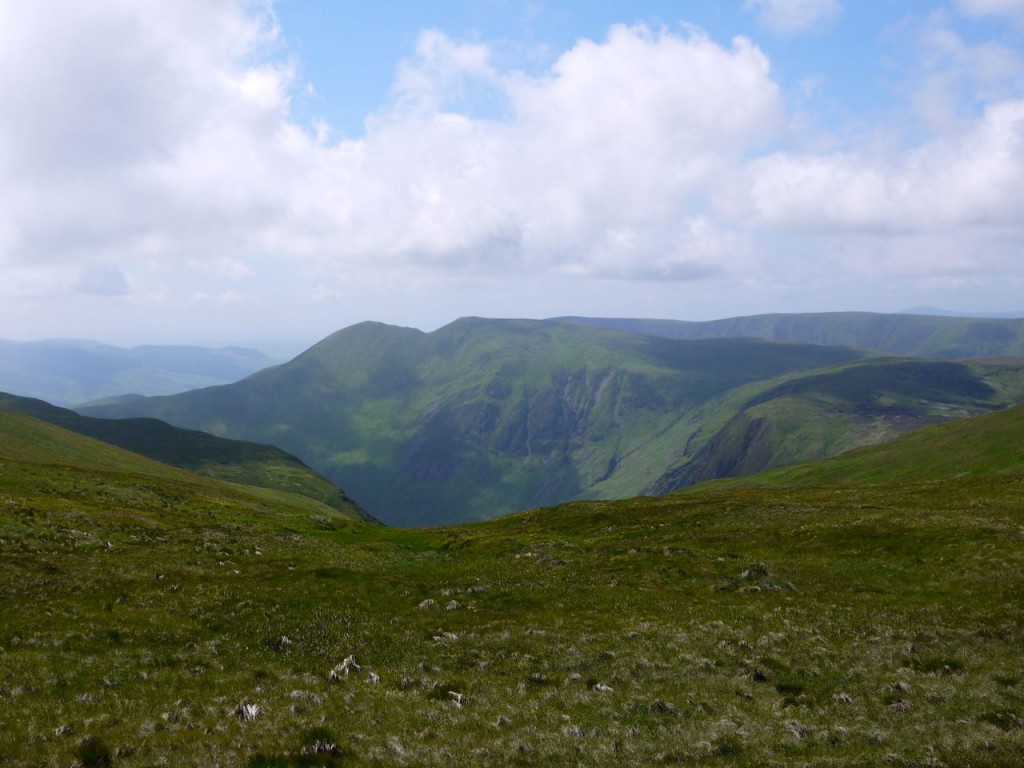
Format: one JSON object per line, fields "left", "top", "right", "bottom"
{"left": 0, "top": 338, "right": 279, "bottom": 406}
{"left": 0, "top": 392, "right": 370, "bottom": 522}
{"left": 903, "top": 306, "right": 1024, "bottom": 319}
{"left": 80, "top": 316, "right": 1024, "bottom": 526}
{"left": 566, "top": 311, "right": 1024, "bottom": 358}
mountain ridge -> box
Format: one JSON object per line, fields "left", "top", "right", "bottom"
{"left": 563, "top": 311, "right": 1024, "bottom": 358}
{"left": 82, "top": 318, "right": 872, "bottom": 524}
{"left": 80, "top": 316, "right": 1024, "bottom": 526}
{"left": 701, "top": 398, "right": 1024, "bottom": 490}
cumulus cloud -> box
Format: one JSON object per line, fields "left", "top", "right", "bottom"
{"left": 0, "top": 5, "right": 787, "bottom": 296}
{"left": 723, "top": 7, "right": 1024, "bottom": 290}
{"left": 745, "top": 0, "right": 842, "bottom": 36}
{"left": 748, "top": 99, "right": 1024, "bottom": 228}
{"left": 1, "top": 0, "right": 1023, "bottom": 326}
{"left": 297, "top": 25, "right": 784, "bottom": 280}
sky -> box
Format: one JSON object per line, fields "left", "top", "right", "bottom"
{"left": 1, "top": 0, "right": 1024, "bottom": 347}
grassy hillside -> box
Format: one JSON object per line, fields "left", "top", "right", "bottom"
{"left": 0, "top": 409, "right": 363, "bottom": 524}
{"left": 0, "top": 393, "right": 369, "bottom": 522}
{"left": 1, "top": 404, "right": 1022, "bottom": 766}
{"left": 80, "top": 318, "right": 870, "bottom": 525}
{"left": 708, "top": 399, "right": 1024, "bottom": 489}
{"left": 0, "top": 338, "right": 277, "bottom": 407}
{"left": 649, "top": 358, "right": 1015, "bottom": 493}
{"left": 568, "top": 311, "right": 1024, "bottom": 358}
{"left": 0, "top": 407, "right": 186, "bottom": 480}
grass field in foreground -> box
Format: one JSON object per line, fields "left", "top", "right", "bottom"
{"left": 1, "top": 412, "right": 1022, "bottom": 768}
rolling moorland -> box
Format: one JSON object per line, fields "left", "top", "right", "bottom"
{"left": 0, "top": 339, "right": 279, "bottom": 407}
{"left": 0, "top": 396, "right": 1022, "bottom": 766}
{"left": 80, "top": 315, "right": 1024, "bottom": 526}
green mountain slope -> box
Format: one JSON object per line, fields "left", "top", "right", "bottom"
{"left": 0, "top": 408, "right": 363, "bottom": 525}
{"left": 0, "top": 338, "right": 278, "bottom": 406}
{"left": 2, "top": 399, "right": 1022, "bottom": 766}
{"left": 82, "top": 318, "right": 1024, "bottom": 526}
{"left": 568, "top": 311, "right": 1024, "bottom": 358}
{"left": 1, "top": 407, "right": 185, "bottom": 479}
{"left": 0, "top": 393, "right": 369, "bottom": 522}
{"left": 649, "top": 357, "right": 1017, "bottom": 492}
{"left": 706, "top": 398, "right": 1024, "bottom": 489}
{"left": 80, "top": 318, "right": 870, "bottom": 525}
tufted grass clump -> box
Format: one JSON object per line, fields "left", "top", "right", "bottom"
{"left": 76, "top": 736, "right": 113, "bottom": 768}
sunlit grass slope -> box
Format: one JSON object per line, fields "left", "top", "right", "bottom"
{"left": 0, "top": 408, "right": 363, "bottom": 525}
{"left": 1, "top": 405, "right": 1022, "bottom": 766}
{"left": 709, "top": 400, "right": 1024, "bottom": 489}
{"left": 650, "top": 357, "right": 1024, "bottom": 492}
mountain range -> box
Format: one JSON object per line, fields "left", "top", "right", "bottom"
{"left": 79, "top": 314, "right": 1024, "bottom": 525}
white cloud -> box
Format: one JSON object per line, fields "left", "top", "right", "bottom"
{"left": 0, "top": 6, "right": 785, "bottom": 298}
{"left": 390, "top": 29, "right": 499, "bottom": 114}
{"left": 737, "top": 11, "right": 1024, "bottom": 284}
{"left": 265, "top": 23, "right": 787, "bottom": 282}
{"left": 747, "top": 99, "right": 1024, "bottom": 234}
{"left": 955, "top": 0, "right": 1024, "bottom": 20}
{"left": 901, "top": 12, "right": 1024, "bottom": 132}
{"left": 189, "top": 289, "right": 255, "bottom": 305}
{"left": 185, "top": 257, "right": 255, "bottom": 281}
{"left": 74, "top": 264, "right": 130, "bottom": 296}
{"left": 2, "top": 0, "right": 1023, "bottom": 334}
{"left": 1, "top": 265, "right": 79, "bottom": 300}
{"left": 0, "top": 0, "right": 293, "bottom": 285}
{"left": 745, "top": 0, "right": 842, "bottom": 36}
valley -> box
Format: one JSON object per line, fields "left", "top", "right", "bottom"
{"left": 79, "top": 316, "right": 1024, "bottom": 526}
